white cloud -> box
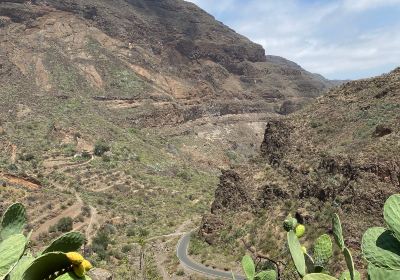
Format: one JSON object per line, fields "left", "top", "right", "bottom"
{"left": 343, "top": 0, "right": 400, "bottom": 11}
{"left": 185, "top": 0, "right": 400, "bottom": 79}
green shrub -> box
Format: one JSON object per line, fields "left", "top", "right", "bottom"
{"left": 94, "top": 141, "right": 110, "bottom": 156}
{"left": 121, "top": 244, "right": 133, "bottom": 253}
{"left": 56, "top": 217, "right": 73, "bottom": 233}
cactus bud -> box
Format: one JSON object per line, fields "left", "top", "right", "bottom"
{"left": 73, "top": 263, "right": 86, "bottom": 277}
{"left": 82, "top": 259, "right": 93, "bottom": 272}
{"left": 283, "top": 215, "right": 298, "bottom": 232}
{"left": 295, "top": 224, "right": 306, "bottom": 238}
{"left": 66, "top": 252, "right": 84, "bottom": 265}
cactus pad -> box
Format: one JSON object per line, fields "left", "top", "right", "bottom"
{"left": 343, "top": 247, "right": 355, "bottom": 280}
{"left": 1, "top": 203, "right": 27, "bottom": 240}
{"left": 362, "top": 227, "right": 400, "bottom": 270}
{"left": 41, "top": 232, "right": 85, "bottom": 255}
{"left": 368, "top": 264, "right": 400, "bottom": 280}
{"left": 314, "top": 234, "right": 333, "bottom": 266}
{"left": 8, "top": 254, "right": 34, "bottom": 280}
{"left": 0, "top": 234, "right": 27, "bottom": 279}
{"left": 287, "top": 231, "right": 306, "bottom": 276}
{"left": 242, "top": 255, "right": 255, "bottom": 280}
{"left": 332, "top": 214, "right": 345, "bottom": 251}
{"left": 22, "top": 252, "right": 72, "bottom": 280}
{"left": 384, "top": 194, "right": 400, "bottom": 243}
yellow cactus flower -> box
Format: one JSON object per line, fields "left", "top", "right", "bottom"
{"left": 301, "top": 246, "right": 307, "bottom": 253}
{"left": 82, "top": 259, "right": 93, "bottom": 272}
{"left": 66, "top": 252, "right": 84, "bottom": 265}
{"left": 73, "top": 263, "right": 86, "bottom": 278}
{"left": 295, "top": 224, "right": 306, "bottom": 238}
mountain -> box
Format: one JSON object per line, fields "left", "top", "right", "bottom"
{"left": 0, "top": 0, "right": 337, "bottom": 127}
{"left": 0, "top": 0, "right": 341, "bottom": 278}
{"left": 198, "top": 67, "right": 400, "bottom": 275}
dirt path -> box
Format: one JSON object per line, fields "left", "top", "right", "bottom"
{"left": 92, "top": 184, "right": 116, "bottom": 193}
{"left": 146, "top": 219, "right": 193, "bottom": 242}
{"left": 147, "top": 219, "right": 198, "bottom": 279}
{"left": 43, "top": 155, "right": 94, "bottom": 172}
{"left": 31, "top": 192, "right": 83, "bottom": 240}
{"left": 85, "top": 205, "right": 98, "bottom": 244}
{"left": 10, "top": 144, "right": 17, "bottom": 164}
{"left": 31, "top": 204, "right": 63, "bottom": 225}
{"left": 153, "top": 243, "right": 173, "bottom": 280}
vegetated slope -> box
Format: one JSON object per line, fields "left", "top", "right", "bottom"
{"left": 0, "top": 0, "right": 335, "bottom": 127}
{"left": 0, "top": 0, "right": 338, "bottom": 278}
{"left": 198, "top": 68, "right": 400, "bottom": 275}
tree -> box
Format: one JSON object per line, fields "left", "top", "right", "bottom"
{"left": 56, "top": 217, "right": 73, "bottom": 232}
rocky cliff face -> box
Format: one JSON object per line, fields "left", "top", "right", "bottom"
{"left": 0, "top": 0, "right": 336, "bottom": 128}
{"left": 200, "top": 68, "right": 400, "bottom": 271}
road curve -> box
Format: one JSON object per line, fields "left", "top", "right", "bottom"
{"left": 177, "top": 232, "right": 246, "bottom": 280}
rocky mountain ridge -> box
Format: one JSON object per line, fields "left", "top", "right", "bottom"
{"left": 0, "top": 0, "right": 337, "bottom": 128}
{"left": 199, "top": 67, "right": 400, "bottom": 275}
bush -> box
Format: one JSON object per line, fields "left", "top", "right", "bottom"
{"left": 121, "top": 244, "right": 133, "bottom": 253}
{"left": 19, "top": 153, "right": 35, "bottom": 161}
{"left": 94, "top": 141, "right": 110, "bottom": 156}
{"left": 91, "top": 225, "right": 113, "bottom": 260}
{"left": 56, "top": 217, "right": 73, "bottom": 232}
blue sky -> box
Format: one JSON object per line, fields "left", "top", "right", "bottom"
{"left": 185, "top": 0, "right": 400, "bottom": 80}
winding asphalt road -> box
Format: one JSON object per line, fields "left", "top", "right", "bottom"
{"left": 177, "top": 232, "right": 246, "bottom": 280}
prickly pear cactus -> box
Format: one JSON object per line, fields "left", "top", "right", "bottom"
{"left": 287, "top": 231, "right": 306, "bottom": 277}
{"left": 41, "top": 232, "right": 85, "bottom": 255}
{"left": 332, "top": 214, "right": 345, "bottom": 251}
{"left": 0, "top": 234, "right": 27, "bottom": 279}
{"left": 313, "top": 234, "right": 333, "bottom": 267}
{"left": 242, "top": 255, "right": 255, "bottom": 280}
{"left": 383, "top": 194, "right": 400, "bottom": 242}
{"left": 362, "top": 227, "right": 400, "bottom": 270}
{"left": 0, "top": 203, "right": 27, "bottom": 240}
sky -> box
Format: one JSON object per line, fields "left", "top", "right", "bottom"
{"left": 185, "top": 0, "right": 400, "bottom": 80}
